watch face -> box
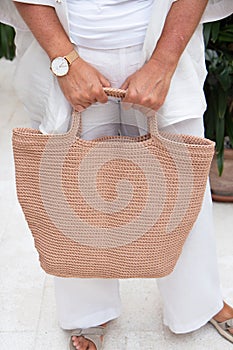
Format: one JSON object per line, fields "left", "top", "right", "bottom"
{"left": 51, "top": 57, "right": 69, "bottom": 76}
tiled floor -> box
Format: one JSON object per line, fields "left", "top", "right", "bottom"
{"left": 0, "top": 58, "right": 233, "bottom": 350}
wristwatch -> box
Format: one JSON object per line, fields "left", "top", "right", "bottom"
{"left": 50, "top": 49, "right": 79, "bottom": 77}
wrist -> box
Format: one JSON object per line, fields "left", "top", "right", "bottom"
{"left": 50, "top": 48, "right": 80, "bottom": 77}
{"left": 149, "top": 52, "right": 178, "bottom": 75}
{"left": 49, "top": 44, "right": 75, "bottom": 61}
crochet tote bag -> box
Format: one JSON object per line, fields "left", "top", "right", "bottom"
{"left": 12, "top": 88, "right": 215, "bottom": 278}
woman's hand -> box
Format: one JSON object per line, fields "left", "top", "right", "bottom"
{"left": 13, "top": 4, "right": 111, "bottom": 112}
{"left": 120, "top": 57, "right": 175, "bottom": 111}
{"left": 121, "top": 0, "right": 209, "bottom": 111}
{"left": 58, "top": 57, "right": 111, "bottom": 112}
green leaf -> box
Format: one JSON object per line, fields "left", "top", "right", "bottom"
{"left": 218, "top": 33, "right": 233, "bottom": 42}
{"left": 204, "top": 87, "right": 217, "bottom": 140}
{"left": 204, "top": 23, "right": 212, "bottom": 46}
{"left": 217, "top": 67, "right": 232, "bottom": 91}
{"left": 0, "top": 23, "right": 16, "bottom": 60}
{"left": 225, "top": 110, "right": 233, "bottom": 147}
{"left": 215, "top": 117, "right": 225, "bottom": 175}
{"left": 216, "top": 149, "right": 224, "bottom": 176}
{"left": 215, "top": 115, "right": 225, "bottom": 152}
{"left": 217, "top": 88, "right": 228, "bottom": 119}
{"left": 204, "top": 16, "right": 233, "bottom": 176}
{"left": 211, "top": 21, "right": 221, "bottom": 43}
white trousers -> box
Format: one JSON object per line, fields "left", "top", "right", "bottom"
{"left": 53, "top": 44, "right": 223, "bottom": 334}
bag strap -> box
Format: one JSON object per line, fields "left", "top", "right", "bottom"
{"left": 72, "top": 88, "right": 159, "bottom": 137}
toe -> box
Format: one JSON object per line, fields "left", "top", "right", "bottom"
{"left": 72, "top": 336, "right": 92, "bottom": 350}
{"left": 71, "top": 335, "right": 82, "bottom": 349}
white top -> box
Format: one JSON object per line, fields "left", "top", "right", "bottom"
{"left": 1, "top": 0, "right": 233, "bottom": 134}
{"left": 66, "top": 0, "right": 154, "bottom": 49}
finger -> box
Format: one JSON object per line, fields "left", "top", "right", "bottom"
{"left": 149, "top": 96, "right": 166, "bottom": 111}
{"left": 122, "top": 87, "right": 139, "bottom": 104}
{"left": 73, "top": 103, "right": 91, "bottom": 112}
{"left": 99, "top": 74, "right": 111, "bottom": 88}
{"left": 149, "top": 101, "right": 162, "bottom": 111}
{"left": 95, "top": 87, "right": 109, "bottom": 104}
{"left": 120, "top": 79, "right": 130, "bottom": 91}
{"left": 122, "top": 87, "right": 130, "bottom": 103}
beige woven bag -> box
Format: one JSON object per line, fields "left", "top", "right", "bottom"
{"left": 12, "top": 88, "right": 215, "bottom": 278}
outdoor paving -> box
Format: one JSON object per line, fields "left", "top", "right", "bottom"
{"left": 0, "top": 58, "right": 233, "bottom": 350}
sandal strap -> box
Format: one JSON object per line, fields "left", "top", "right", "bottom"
{"left": 218, "top": 318, "right": 233, "bottom": 330}
{"left": 71, "top": 326, "right": 106, "bottom": 337}
{"left": 69, "top": 326, "right": 105, "bottom": 350}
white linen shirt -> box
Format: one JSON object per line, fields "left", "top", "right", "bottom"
{"left": 1, "top": 0, "right": 233, "bottom": 133}
{"left": 66, "top": 0, "right": 154, "bottom": 49}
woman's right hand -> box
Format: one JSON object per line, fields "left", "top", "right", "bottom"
{"left": 57, "top": 57, "right": 111, "bottom": 112}
{"left": 13, "top": 4, "right": 111, "bottom": 112}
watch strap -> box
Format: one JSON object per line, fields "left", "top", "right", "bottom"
{"left": 64, "top": 49, "right": 79, "bottom": 65}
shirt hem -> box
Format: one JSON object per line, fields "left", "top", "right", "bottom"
{"left": 71, "top": 36, "right": 146, "bottom": 50}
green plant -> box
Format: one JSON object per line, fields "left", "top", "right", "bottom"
{"left": 0, "top": 22, "right": 16, "bottom": 60}
{"left": 204, "top": 15, "right": 233, "bottom": 175}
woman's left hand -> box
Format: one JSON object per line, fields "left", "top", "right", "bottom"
{"left": 120, "top": 57, "right": 176, "bottom": 111}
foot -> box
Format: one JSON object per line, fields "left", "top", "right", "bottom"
{"left": 213, "top": 301, "right": 233, "bottom": 334}
{"left": 71, "top": 323, "right": 107, "bottom": 350}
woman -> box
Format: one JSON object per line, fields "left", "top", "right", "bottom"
{"left": 2, "top": 0, "right": 233, "bottom": 349}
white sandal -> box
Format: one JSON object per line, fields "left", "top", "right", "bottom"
{"left": 209, "top": 317, "right": 233, "bottom": 343}
{"left": 69, "top": 326, "right": 106, "bottom": 350}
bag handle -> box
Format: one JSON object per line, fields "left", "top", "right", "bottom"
{"left": 103, "top": 87, "right": 127, "bottom": 99}
{"left": 72, "top": 88, "right": 158, "bottom": 138}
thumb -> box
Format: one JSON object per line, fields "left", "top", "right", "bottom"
{"left": 120, "top": 79, "right": 130, "bottom": 91}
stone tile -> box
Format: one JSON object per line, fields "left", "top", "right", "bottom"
{"left": 0, "top": 331, "right": 36, "bottom": 350}
{"left": 213, "top": 203, "right": 233, "bottom": 258}
{"left": 103, "top": 330, "right": 128, "bottom": 349}
{"left": 0, "top": 216, "right": 45, "bottom": 331}
{"left": 36, "top": 275, "right": 60, "bottom": 333}
{"left": 0, "top": 181, "right": 16, "bottom": 241}
{"left": 0, "top": 107, "right": 30, "bottom": 183}
{"left": 1, "top": 197, "right": 31, "bottom": 241}
{"left": 34, "top": 330, "right": 68, "bottom": 350}
{"left": 125, "top": 331, "right": 165, "bottom": 350}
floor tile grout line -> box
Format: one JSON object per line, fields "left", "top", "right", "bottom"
{"left": 33, "top": 273, "right": 47, "bottom": 349}
{"left": 0, "top": 192, "right": 16, "bottom": 246}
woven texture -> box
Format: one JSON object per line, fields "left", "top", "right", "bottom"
{"left": 12, "top": 88, "right": 215, "bottom": 278}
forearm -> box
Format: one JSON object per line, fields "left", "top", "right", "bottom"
{"left": 121, "top": 0, "right": 209, "bottom": 109}
{"left": 14, "top": 3, "right": 73, "bottom": 59}
{"left": 152, "top": 0, "right": 208, "bottom": 69}
{"left": 14, "top": 3, "right": 110, "bottom": 111}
